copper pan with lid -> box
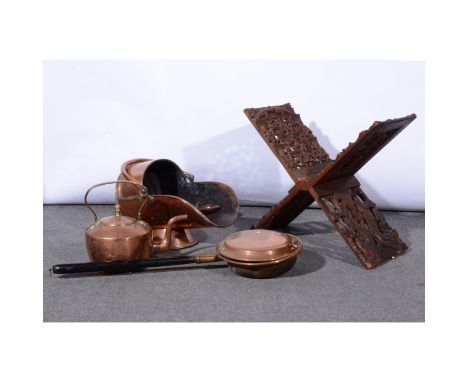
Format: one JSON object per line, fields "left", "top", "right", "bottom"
{"left": 216, "top": 229, "right": 303, "bottom": 278}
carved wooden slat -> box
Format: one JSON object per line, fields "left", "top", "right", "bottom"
{"left": 313, "top": 115, "right": 416, "bottom": 186}
{"left": 252, "top": 186, "right": 315, "bottom": 229}
{"left": 315, "top": 186, "right": 407, "bottom": 269}
{"left": 244, "top": 103, "right": 332, "bottom": 182}
{"left": 245, "top": 104, "right": 416, "bottom": 269}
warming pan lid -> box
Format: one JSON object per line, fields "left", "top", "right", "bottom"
{"left": 217, "top": 229, "right": 303, "bottom": 263}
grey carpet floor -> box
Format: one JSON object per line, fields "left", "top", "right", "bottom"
{"left": 43, "top": 205, "right": 424, "bottom": 322}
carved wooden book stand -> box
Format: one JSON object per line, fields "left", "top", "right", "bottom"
{"left": 244, "top": 104, "right": 416, "bottom": 269}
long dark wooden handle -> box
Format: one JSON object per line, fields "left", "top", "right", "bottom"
{"left": 51, "top": 255, "right": 221, "bottom": 275}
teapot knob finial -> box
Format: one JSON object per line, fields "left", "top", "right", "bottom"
{"left": 114, "top": 202, "right": 121, "bottom": 217}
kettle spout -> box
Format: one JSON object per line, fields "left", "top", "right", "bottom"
{"left": 153, "top": 214, "right": 188, "bottom": 253}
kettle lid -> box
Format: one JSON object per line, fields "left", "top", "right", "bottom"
{"left": 99, "top": 215, "right": 137, "bottom": 227}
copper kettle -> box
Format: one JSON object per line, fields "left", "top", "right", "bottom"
{"left": 84, "top": 181, "right": 187, "bottom": 262}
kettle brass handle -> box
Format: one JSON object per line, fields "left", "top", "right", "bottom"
{"left": 84, "top": 180, "right": 150, "bottom": 224}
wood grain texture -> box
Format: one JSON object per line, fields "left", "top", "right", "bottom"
{"left": 245, "top": 104, "right": 416, "bottom": 269}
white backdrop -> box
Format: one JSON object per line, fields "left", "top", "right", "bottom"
{"left": 43, "top": 60, "right": 424, "bottom": 210}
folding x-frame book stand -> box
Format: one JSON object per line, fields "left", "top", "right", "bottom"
{"left": 244, "top": 104, "right": 417, "bottom": 269}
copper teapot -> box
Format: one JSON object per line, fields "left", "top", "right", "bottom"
{"left": 84, "top": 181, "right": 187, "bottom": 262}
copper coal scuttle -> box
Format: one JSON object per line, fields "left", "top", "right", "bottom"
{"left": 117, "top": 158, "right": 239, "bottom": 249}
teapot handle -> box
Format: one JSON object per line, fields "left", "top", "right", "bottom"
{"left": 84, "top": 180, "right": 150, "bottom": 224}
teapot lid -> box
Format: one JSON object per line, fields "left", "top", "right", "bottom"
{"left": 99, "top": 215, "right": 137, "bottom": 227}
{"left": 95, "top": 202, "right": 136, "bottom": 227}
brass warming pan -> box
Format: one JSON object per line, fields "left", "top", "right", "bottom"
{"left": 52, "top": 229, "right": 304, "bottom": 279}
{"left": 217, "top": 229, "right": 303, "bottom": 278}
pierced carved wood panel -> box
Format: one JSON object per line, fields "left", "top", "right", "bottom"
{"left": 316, "top": 186, "right": 408, "bottom": 269}
{"left": 244, "top": 103, "right": 331, "bottom": 181}
{"left": 245, "top": 103, "right": 416, "bottom": 269}
{"left": 314, "top": 114, "right": 416, "bottom": 186}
